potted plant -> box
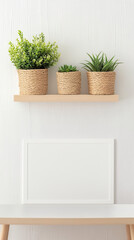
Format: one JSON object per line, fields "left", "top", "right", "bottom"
{"left": 56, "top": 65, "right": 81, "bottom": 95}
{"left": 82, "top": 52, "right": 121, "bottom": 95}
{"left": 9, "top": 30, "right": 60, "bottom": 95}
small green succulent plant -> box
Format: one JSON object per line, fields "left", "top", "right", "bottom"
{"left": 58, "top": 65, "right": 78, "bottom": 72}
{"left": 82, "top": 52, "right": 121, "bottom": 72}
{"left": 8, "top": 30, "right": 60, "bottom": 69}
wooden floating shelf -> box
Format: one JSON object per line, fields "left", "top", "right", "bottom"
{"left": 14, "top": 94, "right": 119, "bottom": 102}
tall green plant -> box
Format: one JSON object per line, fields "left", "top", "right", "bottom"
{"left": 82, "top": 52, "right": 121, "bottom": 72}
{"left": 8, "top": 30, "right": 60, "bottom": 69}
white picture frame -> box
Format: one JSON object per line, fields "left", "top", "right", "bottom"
{"left": 22, "top": 139, "right": 114, "bottom": 204}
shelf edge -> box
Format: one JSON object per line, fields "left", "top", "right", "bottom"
{"left": 14, "top": 95, "right": 119, "bottom": 102}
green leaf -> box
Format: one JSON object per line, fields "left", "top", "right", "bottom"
{"left": 58, "top": 65, "right": 78, "bottom": 72}
{"left": 82, "top": 52, "right": 121, "bottom": 72}
{"left": 8, "top": 30, "right": 60, "bottom": 69}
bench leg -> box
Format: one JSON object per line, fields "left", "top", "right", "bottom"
{"left": 126, "top": 225, "right": 131, "bottom": 240}
{"left": 126, "top": 225, "right": 134, "bottom": 240}
{"left": 0, "top": 225, "right": 10, "bottom": 240}
{"left": 130, "top": 225, "right": 134, "bottom": 240}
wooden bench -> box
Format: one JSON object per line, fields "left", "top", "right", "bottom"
{"left": 0, "top": 204, "right": 134, "bottom": 240}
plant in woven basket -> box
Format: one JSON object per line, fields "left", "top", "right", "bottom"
{"left": 58, "top": 65, "right": 78, "bottom": 72}
{"left": 8, "top": 30, "right": 60, "bottom": 95}
{"left": 82, "top": 52, "right": 121, "bottom": 95}
{"left": 8, "top": 30, "right": 60, "bottom": 69}
{"left": 82, "top": 52, "right": 121, "bottom": 72}
{"left": 57, "top": 65, "right": 81, "bottom": 95}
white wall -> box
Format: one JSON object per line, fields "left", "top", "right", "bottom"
{"left": 0, "top": 0, "right": 133, "bottom": 239}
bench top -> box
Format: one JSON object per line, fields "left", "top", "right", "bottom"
{"left": 0, "top": 204, "right": 134, "bottom": 224}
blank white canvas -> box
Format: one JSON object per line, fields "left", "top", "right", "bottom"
{"left": 22, "top": 139, "right": 114, "bottom": 204}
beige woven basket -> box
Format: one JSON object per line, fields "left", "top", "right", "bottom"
{"left": 87, "top": 71, "right": 116, "bottom": 95}
{"left": 18, "top": 69, "right": 48, "bottom": 95}
{"left": 56, "top": 71, "right": 81, "bottom": 95}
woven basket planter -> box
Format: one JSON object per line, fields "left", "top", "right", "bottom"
{"left": 56, "top": 71, "right": 81, "bottom": 95}
{"left": 18, "top": 69, "right": 48, "bottom": 95}
{"left": 87, "top": 72, "right": 116, "bottom": 95}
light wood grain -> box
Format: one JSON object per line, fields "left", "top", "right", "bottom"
{"left": 14, "top": 95, "right": 119, "bottom": 102}
{"left": 0, "top": 218, "right": 134, "bottom": 225}
{"left": 130, "top": 225, "right": 134, "bottom": 240}
{"left": 0, "top": 225, "right": 9, "bottom": 240}
{"left": 126, "top": 225, "right": 131, "bottom": 240}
